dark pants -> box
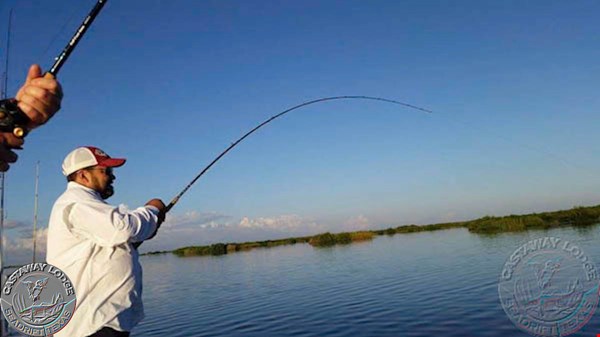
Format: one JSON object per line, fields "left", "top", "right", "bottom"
{"left": 87, "top": 327, "right": 130, "bottom": 337}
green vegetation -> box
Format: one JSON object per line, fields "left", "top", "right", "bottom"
{"left": 463, "top": 205, "right": 600, "bottom": 233}
{"left": 309, "top": 233, "right": 336, "bottom": 247}
{"left": 172, "top": 237, "right": 311, "bottom": 257}
{"left": 307, "top": 231, "right": 375, "bottom": 247}
{"left": 172, "top": 243, "right": 227, "bottom": 257}
{"left": 143, "top": 250, "right": 170, "bottom": 256}
{"left": 144, "top": 204, "right": 600, "bottom": 258}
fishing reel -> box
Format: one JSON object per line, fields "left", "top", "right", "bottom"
{"left": 0, "top": 98, "right": 30, "bottom": 138}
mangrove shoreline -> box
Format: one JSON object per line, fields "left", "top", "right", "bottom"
{"left": 143, "top": 204, "right": 600, "bottom": 258}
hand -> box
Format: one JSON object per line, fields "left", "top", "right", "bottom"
{"left": 145, "top": 198, "right": 166, "bottom": 226}
{"left": 0, "top": 133, "right": 24, "bottom": 171}
{"left": 134, "top": 199, "right": 166, "bottom": 249}
{"left": 15, "top": 64, "right": 63, "bottom": 129}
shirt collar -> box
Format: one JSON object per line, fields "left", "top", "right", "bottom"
{"left": 67, "top": 181, "right": 102, "bottom": 199}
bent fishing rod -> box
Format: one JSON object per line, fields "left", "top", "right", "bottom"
{"left": 165, "top": 95, "right": 433, "bottom": 213}
{"left": 0, "top": 0, "right": 108, "bottom": 138}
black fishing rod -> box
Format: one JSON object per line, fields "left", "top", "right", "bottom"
{"left": 165, "top": 95, "right": 433, "bottom": 213}
{"left": 0, "top": 0, "right": 108, "bottom": 138}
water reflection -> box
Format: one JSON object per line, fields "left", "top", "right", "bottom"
{"left": 135, "top": 225, "right": 600, "bottom": 337}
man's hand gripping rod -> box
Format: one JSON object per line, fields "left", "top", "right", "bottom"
{"left": 0, "top": 0, "right": 108, "bottom": 138}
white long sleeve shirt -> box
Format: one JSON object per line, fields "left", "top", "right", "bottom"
{"left": 46, "top": 182, "right": 159, "bottom": 337}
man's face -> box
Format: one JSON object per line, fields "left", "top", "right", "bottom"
{"left": 85, "top": 166, "right": 115, "bottom": 199}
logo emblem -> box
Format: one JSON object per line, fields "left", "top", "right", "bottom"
{"left": 499, "top": 237, "right": 600, "bottom": 336}
{"left": 1, "top": 263, "right": 76, "bottom": 336}
{"left": 94, "top": 148, "right": 107, "bottom": 157}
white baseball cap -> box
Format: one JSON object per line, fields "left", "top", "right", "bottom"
{"left": 62, "top": 146, "right": 126, "bottom": 176}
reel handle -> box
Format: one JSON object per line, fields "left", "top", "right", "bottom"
{"left": 0, "top": 99, "right": 29, "bottom": 138}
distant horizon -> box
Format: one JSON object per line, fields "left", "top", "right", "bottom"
{"left": 6, "top": 200, "right": 599, "bottom": 266}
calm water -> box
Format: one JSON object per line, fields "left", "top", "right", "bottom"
{"left": 133, "top": 226, "right": 600, "bottom": 337}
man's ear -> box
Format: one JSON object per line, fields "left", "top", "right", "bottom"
{"left": 75, "top": 170, "right": 90, "bottom": 184}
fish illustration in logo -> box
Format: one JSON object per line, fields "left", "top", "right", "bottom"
{"left": 515, "top": 257, "right": 583, "bottom": 320}
{"left": 22, "top": 278, "right": 48, "bottom": 303}
{"left": 14, "top": 277, "right": 67, "bottom": 324}
{"left": 533, "top": 259, "right": 561, "bottom": 290}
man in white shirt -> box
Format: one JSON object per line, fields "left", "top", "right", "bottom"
{"left": 46, "top": 146, "right": 166, "bottom": 337}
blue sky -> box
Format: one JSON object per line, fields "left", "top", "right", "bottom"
{"left": 1, "top": 0, "right": 600, "bottom": 262}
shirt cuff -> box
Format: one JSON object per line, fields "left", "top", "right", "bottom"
{"left": 146, "top": 205, "right": 160, "bottom": 215}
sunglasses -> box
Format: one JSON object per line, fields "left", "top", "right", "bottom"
{"left": 86, "top": 167, "right": 114, "bottom": 176}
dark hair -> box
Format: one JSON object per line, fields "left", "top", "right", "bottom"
{"left": 67, "top": 171, "right": 78, "bottom": 182}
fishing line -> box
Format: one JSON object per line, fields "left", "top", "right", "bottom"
{"left": 429, "top": 110, "right": 599, "bottom": 181}
{"left": 35, "top": 1, "right": 90, "bottom": 65}
{"left": 165, "top": 95, "right": 433, "bottom": 212}
{"left": 2, "top": 1, "right": 87, "bottom": 94}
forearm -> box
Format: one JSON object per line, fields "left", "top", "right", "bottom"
{"left": 68, "top": 202, "right": 159, "bottom": 247}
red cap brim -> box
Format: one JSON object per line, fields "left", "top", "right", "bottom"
{"left": 97, "top": 158, "right": 126, "bottom": 168}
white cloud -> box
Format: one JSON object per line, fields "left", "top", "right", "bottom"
{"left": 2, "top": 227, "right": 48, "bottom": 263}
{"left": 344, "top": 214, "right": 371, "bottom": 230}
{"left": 162, "top": 210, "right": 231, "bottom": 230}
{"left": 238, "top": 214, "right": 320, "bottom": 232}
{"left": 4, "top": 219, "right": 29, "bottom": 230}
{"left": 138, "top": 213, "right": 326, "bottom": 253}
